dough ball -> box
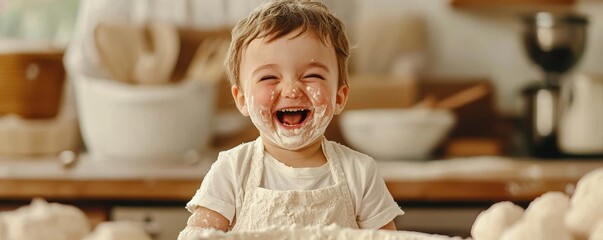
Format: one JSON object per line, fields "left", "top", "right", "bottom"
{"left": 471, "top": 201, "right": 524, "bottom": 240}
{"left": 590, "top": 219, "right": 603, "bottom": 240}
{"left": 1, "top": 198, "right": 90, "bottom": 240}
{"left": 570, "top": 168, "right": 603, "bottom": 205}
{"left": 498, "top": 192, "right": 573, "bottom": 240}
{"left": 524, "top": 191, "right": 570, "bottom": 220}
{"left": 500, "top": 216, "right": 573, "bottom": 240}
{"left": 566, "top": 202, "right": 603, "bottom": 239}
{"left": 83, "top": 221, "right": 151, "bottom": 240}
{"left": 565, "top": 168, "right": 603, "bottom": 238}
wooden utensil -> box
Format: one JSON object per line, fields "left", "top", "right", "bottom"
{"left": 94, "top": 22, "right": 144, "bottom": 83}
{"left": 184, "top": 36, "right": 229, "bottom": 83}
{"left": 415, "top": 83, "right": 490, "bottom": 110}
{"left": 133, "top": 22, "right": 180, "bottom": 85}
{"left": 435, "top": 84, "right": 490, "bottom": 110}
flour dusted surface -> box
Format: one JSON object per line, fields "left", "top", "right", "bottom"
{"left": 180, "top": 224, "right": 465, "bottom": 240}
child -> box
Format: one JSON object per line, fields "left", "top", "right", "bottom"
{"left": 179, "top": 0, "right": 403, "bottom": 236}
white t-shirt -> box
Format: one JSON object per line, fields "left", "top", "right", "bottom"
{"left": 186, "top": 138, "right": 403, "bottom": 229}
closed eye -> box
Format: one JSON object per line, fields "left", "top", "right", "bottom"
{"left": 260, "top": 75, "right": 277, "bottom": 81}
{"left": 303, "top": 74, "right": 324, "bottom": 80}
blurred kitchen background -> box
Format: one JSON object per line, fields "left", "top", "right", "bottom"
{"left": 2, "top": 0, "right": 603, "bottom": 239}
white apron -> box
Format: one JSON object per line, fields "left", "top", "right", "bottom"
{"left": 231, "top": 138, "right": 359, "bottom": 231}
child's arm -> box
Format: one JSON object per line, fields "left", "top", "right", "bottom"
{"left": 185, "top": 206, "right": 230, "bottom": 231}
{"left": 380, "top": 220, "right": 397, "bottom": 230}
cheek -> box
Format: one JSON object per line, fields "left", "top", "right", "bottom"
{"left": 304, "top": 83, "right": 333, "bottom": 106}
{"left": 249, "top": 87, "right": 276, "bottom": 108}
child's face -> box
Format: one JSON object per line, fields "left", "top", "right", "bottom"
{"left": 232, "top": 30, "right": 348, "bottom": 150}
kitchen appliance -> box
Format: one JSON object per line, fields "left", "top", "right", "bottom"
{"left": 520, "top": 12, "right": 588, "bottom": 158}
{"left": 558, "top": 73, "right": 603, "bottom": 156}
{"left": 521, "top": 84, "right": 561, "bottom": 158}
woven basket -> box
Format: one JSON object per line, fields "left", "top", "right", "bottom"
{"left": 0, "top": 52, "right": 65, "bottom": 118}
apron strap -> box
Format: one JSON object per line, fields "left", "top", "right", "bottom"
{"left": 322, "top": 137, "right": 345, "bottom": 184}
{"left": 323, "top": 139, "right": 358, "bottom": 227}
{"left": 244, "top": 137, "right": 265, "bottom": 191}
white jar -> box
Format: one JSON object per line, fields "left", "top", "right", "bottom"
{"left": 558, "top": 73, "right": 603, "bottom": 155}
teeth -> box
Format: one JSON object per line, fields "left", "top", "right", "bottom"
{"left": 276, "top": 108, "right": 310, "bottom": 126}
{"left": 279, "top": 108, "right": 307, "bottom": 112}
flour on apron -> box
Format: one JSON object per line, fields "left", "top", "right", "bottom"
{"left": 232, "top": 138, "right": 359, "bottom": 231}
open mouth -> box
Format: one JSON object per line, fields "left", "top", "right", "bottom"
{"left": 275, "top": 108, "right": 311, "bottom": 127}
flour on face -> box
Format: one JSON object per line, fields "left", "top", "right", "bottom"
{"left": 246, "top": 82, "right": 335, "bottom": 150}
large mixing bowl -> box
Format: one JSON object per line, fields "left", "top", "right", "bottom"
{"left": 339, "top": 108, "right": 456, "bottom": 160}
{"left": 74, "top": 75, "right": 216, "bottom": 162}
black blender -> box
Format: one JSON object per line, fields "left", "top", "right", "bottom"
{"left": 521, "top": 12, "right": 588, "bottom": 158}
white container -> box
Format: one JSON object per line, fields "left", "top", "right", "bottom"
{"left": 558, "top": 73, "right": 603, "bottom": 155}
{"left": 340, "top": 108, "right": 456, "bottom": 160}
{"left": 74, "top": 75, "right": 216, "bottom": 162}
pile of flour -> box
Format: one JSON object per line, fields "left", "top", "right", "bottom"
{"left": 182, "top": 224, "right": 466, "bottom": 240}
{"left": 471, "top": 167, "right": 603, "bottom": 240}
{"left": 0, "top": 198, "right": 90, "bottom": 240}
{"left": 0, "top": 199, "right": 151, "bottom": 240}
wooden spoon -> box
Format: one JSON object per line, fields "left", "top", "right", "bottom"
{"left": 184, "top": 36, "right": 229, "bottom": 83}
{"left": 133, "top": 22, "right": 180, "bottom": 85}
{"left": 435, "top": 83, "right": 490, "bottom": 110}
{"left": 94, "top": 22, "right": 144, "bottom": 83}
{"left": 414, "top": 83, "right": 490, "bottom": 110}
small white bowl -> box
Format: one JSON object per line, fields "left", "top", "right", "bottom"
{"left": 339, "top": 108, "right": 456, "bottom": 160}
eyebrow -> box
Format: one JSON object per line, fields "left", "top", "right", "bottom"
{"left": 251, "top": 64, "right": 277, "bottom": 77}
{"left": 307, "top": 62, "right": 330, "bottom": 73}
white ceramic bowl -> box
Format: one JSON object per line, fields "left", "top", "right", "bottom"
{"left": 74, "top": 74, "right": 216, "bottom": 162}
{"left": 339, "top": 108, "right": 456, "bottom": 160}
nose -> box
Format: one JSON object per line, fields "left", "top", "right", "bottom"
{"left": 283, "top": 81, "right": 302, "bottom": 99}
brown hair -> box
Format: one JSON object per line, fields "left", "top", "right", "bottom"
{"left": 224, "top": 0, "right": 350, "bottom": 88}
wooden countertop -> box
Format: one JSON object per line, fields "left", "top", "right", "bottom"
{"left": 1, "top": 154, "right": 602, "bottom": 202}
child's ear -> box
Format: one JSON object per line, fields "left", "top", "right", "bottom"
{"left": 231, "top": 84, "right": 249, "bottom": 116}
{"left": 334, "top": 84, "right": 349, "bottom": 115}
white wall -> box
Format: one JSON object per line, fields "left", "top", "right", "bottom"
{"left": 339, "top": 0, "right": 603, "bottom": 116}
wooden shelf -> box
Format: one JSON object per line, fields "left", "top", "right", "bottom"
{"left": 451, "top": 0, "right": 575, "bottom": 7}
{"left": 0, "top": 179, "right": 200, "bottom": 201}
{"left": 386, "top": 178, "right": 575, "bottom": 202}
